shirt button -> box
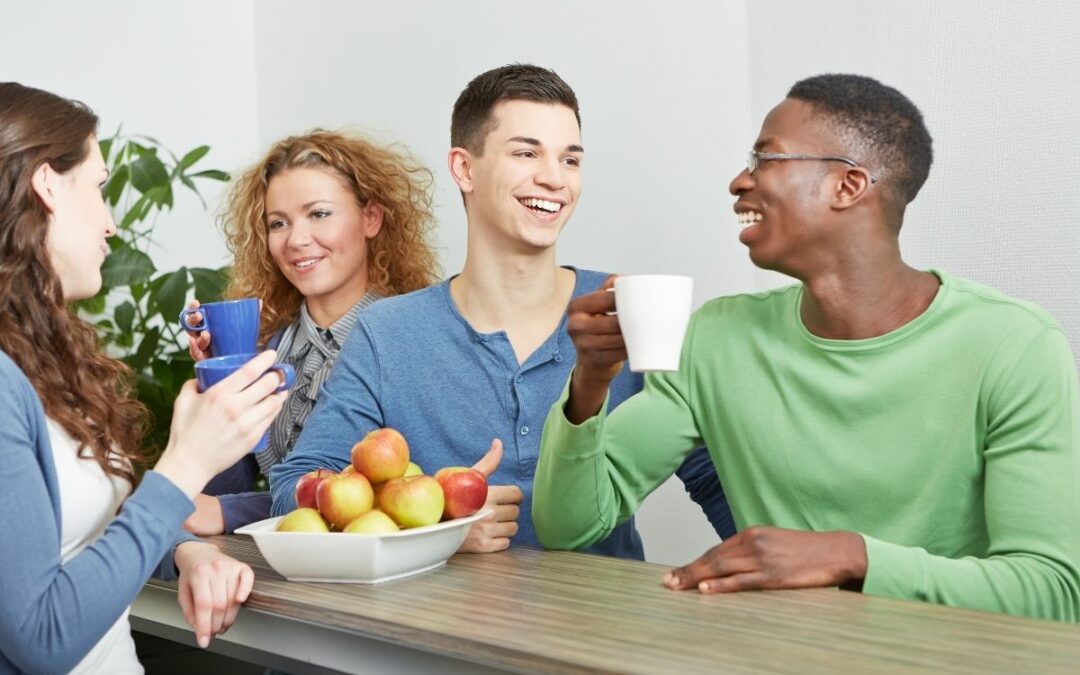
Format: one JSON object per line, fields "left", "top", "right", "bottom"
{"left": 515, "top": 374, "right": 523, "bottom": 383}
{"left": 520, "top": 426, "right": 530, "bottom": 436}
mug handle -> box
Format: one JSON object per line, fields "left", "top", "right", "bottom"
{"left": 269, "top": 363, "right": 296, "bottom": 394}
{"left": 179, "top": 307, "right": 206, "bottom": 333}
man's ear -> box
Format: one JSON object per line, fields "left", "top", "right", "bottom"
{"left": 30, "top": 162, "right": 60, "bottom": 213}
{"left": 832, "top": 167, "right": 874, "bottom": 211}
{"left": 447, "top": 147, "right": 475, "bottom": 194}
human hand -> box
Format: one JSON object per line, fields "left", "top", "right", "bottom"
{"left": 565, "top": 275, "right": 625, "bottom": 423}
{"left": 175, "top": 541, "right": 255, "bottom": 648}
{"left": 183, "top": 299, "right": 213, "bottom": 362}
{"left": 662, "top": 526, "right": 868, "bottom": 593}
{"left": 457, "top": 439, "right": 523, "bottom": 553}
{"left": 183, "top": 493, "right": 226, "bottom": 536}
{"left": 154, "top": 350, "right": 287, "bottom": 498}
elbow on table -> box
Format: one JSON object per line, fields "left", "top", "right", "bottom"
{"left": 532, "top": 504, "right": 606, "bottom": 551}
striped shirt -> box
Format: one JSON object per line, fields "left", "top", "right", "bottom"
{"left": 255, "top": 291, "right": 382, "bottom": 475}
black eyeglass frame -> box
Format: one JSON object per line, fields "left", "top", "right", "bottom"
{"left": 747, "top": 151, "right": 879, "bottom": 184}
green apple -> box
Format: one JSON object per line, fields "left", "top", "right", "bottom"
{"left": 380, "top": 476, "right": 444, "bottom": 528}
{"left": 276, "top": 507, "right": 330, "bottom": 533}
{"left": 342, "top": 509, "right": 400, "bottom": 534}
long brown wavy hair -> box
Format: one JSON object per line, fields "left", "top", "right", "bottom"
{"left": 221, "top": 130, "right": 441, "bottom": 343}
{"left": 0, "top": 83, "right": 147, "bottom": 485}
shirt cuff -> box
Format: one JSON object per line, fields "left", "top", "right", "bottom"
{"left": 861, "top": 534, "right": 927, "bottom": 601}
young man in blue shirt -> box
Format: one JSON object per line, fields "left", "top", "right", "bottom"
{"left": 270, "top": 64, "right": 732, "bottom": 555}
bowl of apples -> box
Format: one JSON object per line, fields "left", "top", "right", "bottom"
{"left": 236, "top": 428, "right": 491, "bottom": 583}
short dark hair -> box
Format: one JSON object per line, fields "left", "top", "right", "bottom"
{"left": 788, "top": 74, "right": 933, "bottom": 225}
{"left": 451, "top": 64, "right": 580, "bottom": 155}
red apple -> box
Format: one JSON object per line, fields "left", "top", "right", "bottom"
{"left": 351, "top": 428, "right": 410, "bottom": 483}
{"left": 316, "top": 472, "right": 374, "bottom": 530}
{"left": 276, "top": 507, "right": 330, "bottom": 533}
{"left": 379, "top": 476, "right": 444, "bottom": 529}
{"left": 294, "top": 468, "right": 336, "bottom": 510}
{"left": 434, "top": 467, "right": 488, "bottom": 520}
{"left": 342, "top": 509, "right": 400, "bottom": 534}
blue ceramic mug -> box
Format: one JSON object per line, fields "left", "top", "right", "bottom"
{"left": 179, "top": 298, "right": 260, "bottom": 357}
{"left": 194, "top": 353, "right": 295, "bottom": 454}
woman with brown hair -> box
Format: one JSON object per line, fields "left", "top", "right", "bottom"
{"left": 182, "top": 130, "right": 440, "bottom": 535}
{"left": 0, "top": 82, "right": 289, "bottom": 673}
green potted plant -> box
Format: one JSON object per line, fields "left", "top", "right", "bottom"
{"left": 76, "top": 132, "right": 232, "bottom": 455}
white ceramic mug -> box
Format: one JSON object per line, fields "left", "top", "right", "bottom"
{"left": 613, "top": 275, "right": 694, "bottom": 372}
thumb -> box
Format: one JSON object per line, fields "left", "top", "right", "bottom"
{"left": 471, "top": 438, "right": 503, "bottom": 478}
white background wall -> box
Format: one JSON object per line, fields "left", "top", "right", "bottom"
{"left": 3, "top": 1, "right": 1077, "bottom": 566}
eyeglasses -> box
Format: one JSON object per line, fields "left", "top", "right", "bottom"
{"left": 747, "top": 151, "right": 878, "bottom": 184}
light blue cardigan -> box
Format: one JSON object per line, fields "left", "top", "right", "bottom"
{"left": 0, "top": 350, "right": 196, "bottom": 674}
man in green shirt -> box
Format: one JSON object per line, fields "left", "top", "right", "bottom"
{"left": 533, "top": 74, "right": 1080, "bottom": 621}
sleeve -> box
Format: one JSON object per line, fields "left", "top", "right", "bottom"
{"left": 269, "top": 318, "right": 385, "bottom": 515}
{"left": 533, "top": 313, "right": 707, "bottom": 550}
{"left": 202, "top": 454, "right": 259, "bottom": 496}
{"left": 862, "top": 327, "right": 1080, "bottom": 621}
{"left": 674, "top": 447, "right": 735, "bottom": 539}
{"left": 219, "top": 492, "right": 273, "bottom": 534}
{"left": 0, "top": 372, "right": 193, "bottom": 675}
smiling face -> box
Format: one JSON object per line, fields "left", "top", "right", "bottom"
{"left": 454, "top": 100, "right": 583, "bottom": 253}
{"left": 729, "top": 98, "right": 852, "bottom": 275}
{"left": 43, "top": 137, "right": 116, "bottom": 301}
{"left": 265, "top": 166, "right": 383, "bottom": 317}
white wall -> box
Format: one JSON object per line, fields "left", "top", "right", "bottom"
{"left": 0, "top": 0, "right": 259, "bottom": 270}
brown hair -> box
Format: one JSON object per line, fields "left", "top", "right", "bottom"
{"left": 0, "top": 82, "right": 147, "bottom": 485}
{"left": 221, "top": 130, "right": 441, "bottom": 343}
{"left": 451, "top": 63, "right": 581, "bottom": 155}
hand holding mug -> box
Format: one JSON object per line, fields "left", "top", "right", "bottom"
{"left": 154, "top": 350, "right": 290, "bottom": 498}
{"left": 183, "top": 299, "right": 212, "bottom": 362}
{"left": 179, "top": 297, "right": 260, "bottom": 358}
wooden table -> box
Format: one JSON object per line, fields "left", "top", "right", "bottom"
{"left": 130, "top": 535, "right": 1079, "bottom": 674}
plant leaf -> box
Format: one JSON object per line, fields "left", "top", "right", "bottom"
{"left": 101, "top": 246, "right": 155, "bottom": 286}
{"left": 115, "top": 301, "right": 136, "bottom": 335}
{"left": 190, "top": 169, "right": 230, "bottom": 182}
{"left": 103, "top": 164, "right": 129, "bottom": 206}
{"left": 179, "top": 145, "right": 210, "bottom": 170}
{"left": 129, "top": 153, "right": 170, "bottom": 193}
{"left": 190, "top": 266, "right": 230, "bottom": 303}
{"left": 152, "top": 267, "right": 189, "bottom": 321}
{"left": 128, "top": 326, "right": 161, "bottom": 372}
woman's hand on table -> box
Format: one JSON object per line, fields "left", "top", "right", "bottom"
{"left": 662, "top": 526, "right": 868, "bottom": 593}
{"left": 175, "top": 541, "right": 255, "bottom": 648}
{"left": 183, "top": 493, "right": 226, "bottom": 536}
{"left": 458, "top": 439, "right": 523, "bottom": 553}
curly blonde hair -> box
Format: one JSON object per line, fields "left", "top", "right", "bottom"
{"left": 221, "top": 130, "right": 441, "bottom": 343}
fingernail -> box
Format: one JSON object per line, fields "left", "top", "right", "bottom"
{"left": 663, "top": 573, "right": 677, "bottom": 586}
{"left": 699, "top": 581, "right": 710, "bottom": 592}
{"left": 198, "top": 635, "right": 209, "bottom": 648}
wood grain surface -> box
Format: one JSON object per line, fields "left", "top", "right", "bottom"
{"left": 161, "top": 535, "right": 1078, "bottom": 674}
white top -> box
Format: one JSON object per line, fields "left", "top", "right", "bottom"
{"left": 48, "top": 418, "right": 143, "bottom": 675}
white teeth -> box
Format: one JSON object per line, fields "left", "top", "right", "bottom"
{"left": 295, "top": 259, "right": 320, "bottom": 269}
{"left": 737, "top": 211, "right": 763, "bottom": 225}
{"left": 520, "top": 197, "right": 561, "bottom": 213}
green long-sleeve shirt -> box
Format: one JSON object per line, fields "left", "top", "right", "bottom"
{"left": 534, "top": 270, "right": 1080, "bottom": 621}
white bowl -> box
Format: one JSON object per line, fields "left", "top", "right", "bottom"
{"left": 235, "top": 508, "right": 491, "bottom": 583}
